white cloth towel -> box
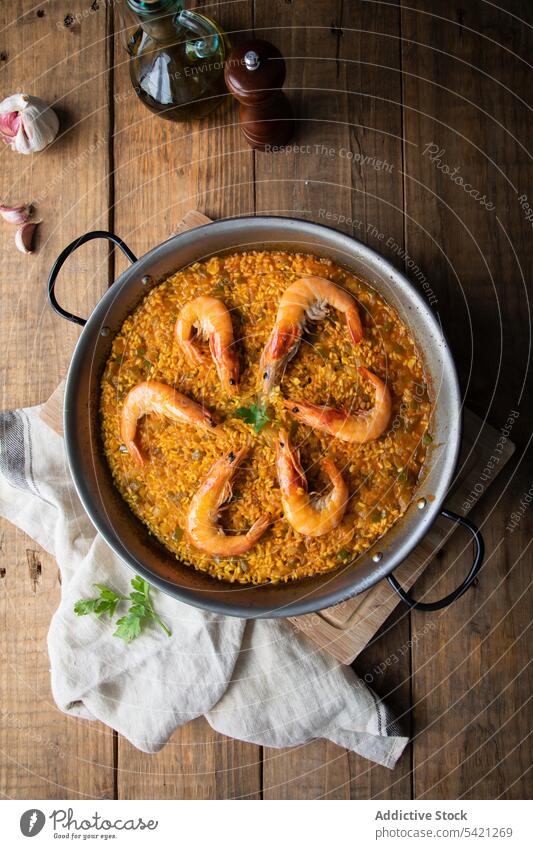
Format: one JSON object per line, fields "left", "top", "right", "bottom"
{"left": 0, "top": 405, "right": 408, "bottom": 768}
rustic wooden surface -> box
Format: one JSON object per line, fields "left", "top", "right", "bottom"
{"left": 1, "top": 0, "right": 531, "bottom": 800}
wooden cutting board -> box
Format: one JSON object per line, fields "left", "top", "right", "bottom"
{"left": 40, "top": 211, "right": 515, "bottom": 663}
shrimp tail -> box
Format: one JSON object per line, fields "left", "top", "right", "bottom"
{"left": 347, "top": 307, "right": 364, "bottom": 345}
{"left": 247, "top": 512, "right": 272, "bottom": 544}
{"left": 127, "top": 441, "right": 146, "bottom": 467}
{"left": 321, "top": 457, "right": 344, "bottom": 488}
{"left": 181, "top": 339, "right": 205, "bottom": 367}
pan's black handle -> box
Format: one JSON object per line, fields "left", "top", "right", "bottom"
{"left": 48, "top": 231, "right": 137, "bottom": 327}
{"left": 387, "top": 508, "right": 484, "bottom": 612}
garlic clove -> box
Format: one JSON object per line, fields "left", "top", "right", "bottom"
{"left": 15, "top": 220, "right": 41, "bottom": 254}
{"left": 0, "top": 109, "right": 21, "bottom": 140}
{"left": 0, "top": 94, "right": 59, "bottom": 155}
{"left": 0, "top": 203, "right": 33, "bottom": 225}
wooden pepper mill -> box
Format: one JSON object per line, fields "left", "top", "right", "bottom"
{"left": 224, "top": 39, "right": 294, "bottom": 151}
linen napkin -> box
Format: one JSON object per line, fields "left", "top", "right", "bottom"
{"left": 0, "top": 404, "right": 408, "bottom": 768}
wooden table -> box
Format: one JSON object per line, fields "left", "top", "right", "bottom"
{"left": 1, "top": 1, "right": 531, "bottom": 800}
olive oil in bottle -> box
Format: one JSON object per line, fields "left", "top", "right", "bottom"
{"left": 120, "top": 0, "right": 230, "bottom": 121}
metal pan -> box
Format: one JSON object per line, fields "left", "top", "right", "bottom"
{"left": 48, "top": 217, "right": 483, "bottom": 617}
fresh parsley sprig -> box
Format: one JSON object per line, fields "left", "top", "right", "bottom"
{"left": 235, "top": 400, "right": 271, "bottom": 434}
{"left": 73, "top": 583, "right": 127, "bottom": 620}
{"left": 74, "top": 576, "right": 171, "bottom": 643}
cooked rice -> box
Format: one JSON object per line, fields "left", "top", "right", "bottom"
{"left": 100, "top": 251, "right": 431, "bottom": 584}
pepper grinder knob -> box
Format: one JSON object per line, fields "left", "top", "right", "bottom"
{"left": 244, "top": 50, "right": 261, "bottom": 71}
{"left": 224, "top": 38, "right": 295, "bottom": 151}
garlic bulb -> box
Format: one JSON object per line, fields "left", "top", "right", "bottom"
{"left": 0, "top": 94, "right": 59, "bottom": 154}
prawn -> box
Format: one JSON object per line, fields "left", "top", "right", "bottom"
{"left": 120, "top": 380, "right": 215, "bottom": 466}
{"left": 175, "top": 296, "right": 240, "bottom": 395}
{"left": 259, "top": 275, "right": 363, "bottom": 394}
{"left": 276, "top": 428, "right": 348, "bottom": 536}
{"left": 185, "top": 447, "right": 270, "bottom": 556}
{"left": 284, "top": 366, "right": 391, "bottom": 443}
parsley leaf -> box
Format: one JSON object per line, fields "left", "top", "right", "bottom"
{"left": 74, "top": 584, "right": 125, "bottom": 619}
{"left": 73, "top": 577, "right": 171, "bottom": 643}
{"left": 235, "top": 401, "right": 270, "bottom": 434}
{"left": 114, "top": 613, "right": 142, "bottom": 643}
{"left": 131, "top": 575, "right": 150, "bottom": 595}
{"left": 94, "top": 583, "right": 124, "bottom": 603}
{"left": 74, "top": 598, "right": 104, "bottom": 617}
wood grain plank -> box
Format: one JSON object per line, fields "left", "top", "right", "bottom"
{"left": 111, "top": 0, "right": 261, "bottom": 799}
{"left": 255, "top": 0, "right": 412, "bottom": 798}
{"left": 118, "top": 718, "right": 261, "bottom": 800}
{"left": 0, "top": 1, "right": 115, "bottom": 798}
{"left": 400, "top": 0, "right": 533, "bottom": 800}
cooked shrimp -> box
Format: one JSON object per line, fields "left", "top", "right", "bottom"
{"left": 276, "top": 428, "right": 348, "bottom": 537}
{"left": 175, "top": 296, "right": 240, "bottom": 395}
{"left": 259, "top": 275, "right": 363, "bottom": 394}
{"left": 120, "top": 380, "right": 215, "bottom": 466}
{"left": 185, "top": 447, "right": 270, "bottom": 556}
{"left": 284, "top": 366, "right": 392, "bottom": 443}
